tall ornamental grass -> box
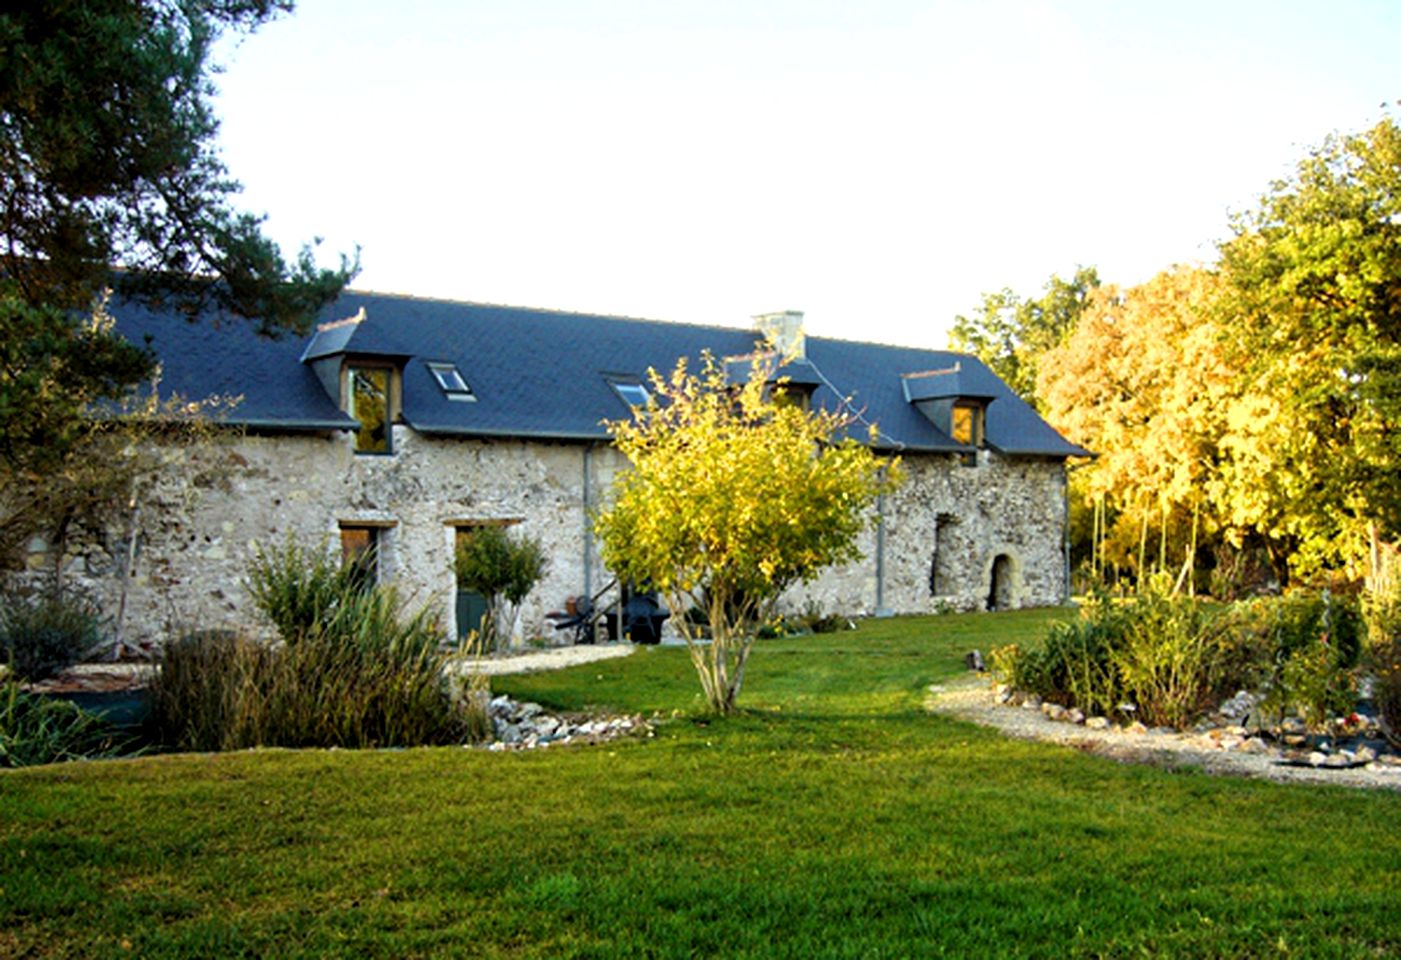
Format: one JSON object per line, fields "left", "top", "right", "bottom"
{"left": 0, "top": 682, "right": 133, "bottom": 767}
{"left": 149, "top": 541, "right": 467, "bottom": 751}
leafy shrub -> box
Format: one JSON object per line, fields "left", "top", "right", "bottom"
{"left": 1112, "top": 590, "right": 1230, "bottom": 729}
{"left": 1364, "top": 577, "right": 1401, "bottom": 748}
{"left": 793, "top": 602, "right": 852, "bottom": 635}
{"left": 1235, "top": 591, "right": 1363, "bottom": 730}
{"left": 992, "top": 593, "right": 1129, "bottom": 717}
{"left": 998, "top": 588, "right": 1366, "bottom": 731}
{"left": 150, "top": 558, "right": 468, "bottom": 751}
{"left": 455, "top": 526, "right": 548, "bottom": 651}
{"left": 997, "top": 589, "right": 1250, "bottom": 727}
{"left": 245, "top": 538, "right": 361, "bottom": 644}
{"left": 0, "top": 683, "right": 132, "bottom": 767}
{"left": 0, "top": 591, "right": 103, "bottom": 681}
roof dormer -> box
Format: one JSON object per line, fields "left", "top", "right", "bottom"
{"left": 300, "top": 307, "right": 406, "bottom": 454}
{"left": 902, "top": 363, "right": 996, "bottom": 451}
{"left": 724, "top": 350, "right": 825, "bottom": 410}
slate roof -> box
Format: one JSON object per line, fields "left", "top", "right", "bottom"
{"left": 110, "top": 290, "right": 1090, "bottom": 458}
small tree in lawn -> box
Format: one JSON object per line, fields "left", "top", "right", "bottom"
{"left": 454, "top": 526, "right": 548, "bottom": 653}
{"left": 595, "top": 354, "right": 899, "bottom": 715}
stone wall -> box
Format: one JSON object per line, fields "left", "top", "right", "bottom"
{"left": 787, "top": 450, "right": 1068, "bottom": 617}
{"left": 10, "top": 429, "right": 1068, "bottom": 650}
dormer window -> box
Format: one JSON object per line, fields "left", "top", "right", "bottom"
{"left": 724, "top": 352, "right": 823, "bottom": 412}
{"left": 346, "top": 364, "right": 396, "bottom": 454}
{"left": 901, "top": 363, "right": 996, "bottom": 463}
{"left": 951, "top": 401, "right": 985, "bottom": 447}
{"left": 428, "top": 362, "right": 474, "bottom": 401}
{"left": 769, "top": 382, "right": 814, "bottom": 412}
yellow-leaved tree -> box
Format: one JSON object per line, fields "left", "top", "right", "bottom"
{"left": 595, "top": 354, "right": 899, "bottom": 715}
{"left": 1038, "top": 266, "right": 1243, "bottom": 588}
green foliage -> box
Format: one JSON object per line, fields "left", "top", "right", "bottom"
{"left": 949, "top": 266, "right": 1099, "bottom": 409}
{"left": 1038, "top": 266, "right": 1243, "bottom": 591}
{"left": 0, "top": 1, "right": 354, "bottom": 328}
{"left": 793, "top": 601, "right": 852, "bottom": 635}
{"left": 1111, "top": 587, "right": 1232, "bottom": 728}
{"left": 0, "top": 591, "right": 103, "bottom": 682}
{"left": 0, "top": 682, "right": 132, "bottom": 767}
{"left": 150, "top": 549, "right": 462, "bottom": 751}
{"left": 0, "top": 286, "right": 155, "bottom": 474}
{"left": 0, "top": 289, "right": 159, "bottom": 569}
{"left": 1364, "top": 571, "right": 1401, "bottom": 748}
{"left": 1219, "top": 114, "right": 1401, "bottom": 558}
{"left": 1032, "top": 115, "right": 1401, "bottom": 588}
{"left": 453, "top": 526, "right": 548, "bottom": 652}
{"left": 994, "top": 595, "right": 1130, "bottom": 718}
{"left": 1235, "top": 591, "right": 1363, "bottom": 730}
{"left": 0, "top": 1, "right": 353, "bottom": 574}
{"left": 244, "top": 536, "right": 362, "bottom": 644}
{"left": 596, "top": 353, "right": 898, "bottom": 714}
{"left": 995, "top": 588, "right": 1364, "bottom": 729}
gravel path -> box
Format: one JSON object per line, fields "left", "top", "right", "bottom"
{"left": 19, "top": 644, "right": 640, "bottom": 692}
{"left": 926, "top": 676, "right": 1401, "bottom": 792}
{"left": 447, "top": 642, "right": 637, "bottom": 677}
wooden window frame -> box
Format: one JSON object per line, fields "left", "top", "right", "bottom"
{"left": 343, "top": 362, "right": 401, "bottom": 455}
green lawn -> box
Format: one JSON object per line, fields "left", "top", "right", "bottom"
{"left": 2, "top": 609, "right": 1398, "bottom": 958}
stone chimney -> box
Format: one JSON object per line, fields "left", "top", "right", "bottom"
{"left": 753, "top": 310, "right": 805, "bottom": 361}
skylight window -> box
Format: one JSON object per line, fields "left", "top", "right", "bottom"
{"left": 611, "top": 381, "right": 650, "bottom": 408}
{"left": 427, "top": 362, "right": 474, "bottom": 401}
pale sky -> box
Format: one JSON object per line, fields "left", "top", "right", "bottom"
{"left": 211, "top": 0, "right": 1401, "bottom": 349}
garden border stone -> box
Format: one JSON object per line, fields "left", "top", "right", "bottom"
{"left": 925, "top": 677, "right": 1401, "bottom": 791}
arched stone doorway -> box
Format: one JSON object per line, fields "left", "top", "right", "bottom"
{"left": 986, "top": 552, "right": 1018, "bottom": 611}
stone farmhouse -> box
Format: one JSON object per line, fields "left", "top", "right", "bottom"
{"left": 28, "top": 292, "right": 1088, "bottom": 648}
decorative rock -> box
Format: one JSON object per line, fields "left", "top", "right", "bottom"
{"left": 475, "top": 695, "right": 651, "bottom": 751}
{"left": 1022, "top": 695, "right": 1043, "bottom": 710}
{"left": 1307, "top": 751, "right": 1328, "bottom": 767}
{"left": 1236, "top": 737, "right": 1272, "bottom": 754}
{"left": 1045, "top": 704, "right": 1069, "bottom": 722}
{"left": 1066, "top": 709, "right": 1085, "bottom": 725}
{"left": 1125, "top": 721, "right": 1148, "bottom": 735}
{"left": 1355, "top": 745, "right": 1377, "bottom": 763}
{"left": 1086, "top": 716, "right": 1109, "bottom": 730}
{"left": 534, "top": 716, "right": 560, "bottom": 737}
{"left": 1216, "top": 690, "right": 1258, "bottom": 723}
